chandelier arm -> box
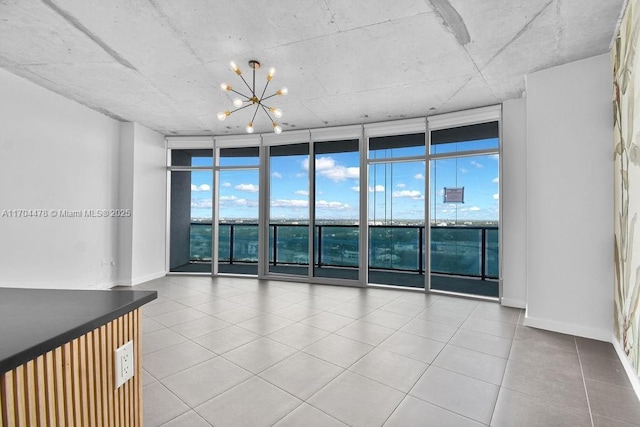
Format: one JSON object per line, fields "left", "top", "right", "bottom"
{"left": 238, "top": 74, "right": 254, "bottom": 95}
{"left": 230, "top": 103, "right": 254, "bottom": 114}
{"left": 260, "top": 93, "right": 278, "bottom": 102}
{"left": 259, "top": 104, "right": 275, "bottom": 123}
{"left": 251, "top": 104, "right": 261, "bottom": 123}
{"left": 259, "top": 80, "right": 271, "bottom": 101}
{"left": 229, "top": 88, "right": 251, "bottom": 99}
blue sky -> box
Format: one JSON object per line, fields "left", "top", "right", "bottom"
{"left": 188, "top": 141, "right": 499, "bottom": 222}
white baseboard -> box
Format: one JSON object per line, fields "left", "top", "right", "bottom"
{"left": 501, "top": 297, "right": 526, "bottom": 308}
{"left": 523, "top": 315, "right": 612, "bottom": 342}
{"left": 611, "top": 336, "right": 640, "bottom": 402}
{"left": 111, "top": 271, "right": 166, "bottom": 287}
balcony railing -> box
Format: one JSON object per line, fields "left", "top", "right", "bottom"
{"left": 191, "top": 223, "right": 498, "bottom": 280}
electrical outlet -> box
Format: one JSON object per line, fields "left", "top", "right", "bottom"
{"left": 115, "top": 340, "right": 134, "bottom": 389}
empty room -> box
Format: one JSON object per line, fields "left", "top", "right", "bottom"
{"left": 1, "top": 1, "right": 640, "bottom": 426}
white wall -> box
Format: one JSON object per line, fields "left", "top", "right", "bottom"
{"left": 130, "top": 123, "right": 166, "bottom": 285}
{"left": 501, "top": 98, "right": 527, "bottom": 308}
{"left": 116, "top": 123, "right": 167, "bottom": 286}
{"left": 0, "top": 67, "right": 121, "bottom": 289}
{"left": 525, "top": 53, "right": 613, "bottom": 340}
{"left": 117, "top": 122, "right": 135, "bottom": 284}
{"left": 0, "top": 68, "right": 167, "bottom": 289}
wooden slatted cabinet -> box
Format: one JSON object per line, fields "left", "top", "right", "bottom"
{"left": 0, "top": 309, "right": 143, "bottom": 427}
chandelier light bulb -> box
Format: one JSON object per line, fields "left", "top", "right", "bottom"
{"left": 229, "top": 61, "right": 241, "bottom": 75}
{"left": 246, "top": 122, "right": 255, "bottom": 133}
{"left": 233, "top": 98, "right": 243, "bottom": 108}
{"left": 217, "top": 111, "right": 230, "bottom": 121}
{"left": 267, "top": 67, "right": 276, "bottom": 81}
{"left": 276, "top": 87, "right": 288, "bottom": 96}
{"left": 269, "top": 107, "right": 283, "bottom": 118}
{"left": 220, "top": 82, "right": 232, "bottom": 91}
{"left": 273, "top": 123, "right": 282, "bottom": 134}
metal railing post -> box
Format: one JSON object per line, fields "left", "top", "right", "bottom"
{"left": 229, "top": 224, "right": 234, "bottom": 265}
{"left": 317, "top": 225, "right": 323, "bottom": 267}
{"left": 481, "top": 227, "right": 487, "bottom": 280}
{"left": 273, "top": 225, "right": 278, "bottom": 266}
{"left": 418, "top": 226, "right": 423, "bottom": 275}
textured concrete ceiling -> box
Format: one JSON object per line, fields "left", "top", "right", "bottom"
{"left": 0, "top": 0, "right": 625, "bottom": 135}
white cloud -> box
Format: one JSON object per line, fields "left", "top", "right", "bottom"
{"left": 271, "top": 199, "right": 308, "bottom": 208}
{"left": 316, "top": 200, "right": 351, "bottom": 210}
{"left": 295, "top": 190, "right": 309, "bottom": 196}
{"left": 493, "top": 193, "right": 499, "bottom": 200}
{"left": 235, "top": 183, "right": 259, "bottom": 193}
{"left": 414, "top": 173, "right": 425, "bottom": 180}
{"left": 470, "top": 160, "right": 484, "bottom": 168}
{"left": 272, "top": 172, "right": 283, "bottom": 179}
{"left": 191, "top": 184, "right": 211, "bottom": 192}
{"left": 303, "top": 156, "right": 359, "bottom": 182}
{"left": 492, "top": 177, "right": 499, "bottom": 183}
{"left": 191, "top": 198, "right": 212, "bottom": 208}
{"left": 322, "top": 166, "right": 359, "bottom": 182}
{"left": 222, "top": 182, "right": 231, "bottom": 187}
{"left": 219, "top": 195, "right": 258, "bottom": 207}
{"left": 490, "top": 154, "right": 499, "bottom": 160}
{"left": 392, "top": 190, "right": 424, "bottom": 199}
{"left": 469, "top": 206, "right": 481, "bottom": 211}
{"left": 396, "top": 183, "right": 406, "bottom": 188}
{"left": 460, "top": 168, "right": 468, "bottom": 174}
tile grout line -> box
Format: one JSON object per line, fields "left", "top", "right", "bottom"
{"left": 575, "top": 337, "right": 595, "bottom": 427}
{"left": 488, "top": 306, "right": 523, "bottom": 426}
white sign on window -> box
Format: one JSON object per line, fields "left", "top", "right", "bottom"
{"left": 443, "top": 187, "right": 464, "bottom": 203}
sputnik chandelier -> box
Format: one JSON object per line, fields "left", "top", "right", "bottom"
{"left": 217, "top": 60, "right": 288, "bottom": 134}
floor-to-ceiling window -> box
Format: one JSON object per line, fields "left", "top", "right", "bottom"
{"left": 427, "top": 108, "right": 501, "bottom": 298}
{"left": 311, "top": 127, "right": 362, "bottom": 283}
{"left": 166, "top": 107, "right": 501, "bottom": 300}
{"left": 168, "top": 147, "right": 213, "bottom": 273}
{"left": 264, "top": 132, "right": 311, "bottom": 278}
{"left": 215, "top": 144, "right": 260, "bottom": 275}
{"left": 365, "top": 121, "right": 427, "bottom": 288}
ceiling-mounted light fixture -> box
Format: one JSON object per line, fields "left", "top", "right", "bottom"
{"left": 217, "top": 60, "right": 287, "bottom": 134}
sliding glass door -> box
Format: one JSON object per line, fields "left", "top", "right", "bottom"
{"left": 268, "top": 142, "right": 310, "bottom": 277}
{"left": 428, "top": 119, "right": 500, "bottom": 297}
{"left": 169, "top": 149, "right": 213, "bottom": 273}
{"left": 367, "top": 132, "right": 426, "bottom": 288}
{"left": 313, "top": 139, "right": 360, "bottom": 281}
{"left": 216, "top": 145, "right": 260, "bottom": 275}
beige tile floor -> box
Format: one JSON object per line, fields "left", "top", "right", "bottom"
{"left": 136, "top": 275, "right": 640, "bottom": 426}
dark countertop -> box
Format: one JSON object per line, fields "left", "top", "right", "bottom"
{"left": 0, "top": 287, "right": 157, "bottom": 375}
